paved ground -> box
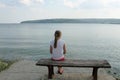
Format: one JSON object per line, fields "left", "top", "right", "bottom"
{"left": 0, "top": 60, "right": 116, "bottom": 80}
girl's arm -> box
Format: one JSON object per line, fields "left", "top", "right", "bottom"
{"left": 50, "top": 45, "right": 52, "bottom": 54}
{"left": 63, "top": 44, "right": 66, "bottom": 54}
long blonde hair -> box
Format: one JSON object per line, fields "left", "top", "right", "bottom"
{"left": 54, "top": 30, "right": 61, "bottom": 48}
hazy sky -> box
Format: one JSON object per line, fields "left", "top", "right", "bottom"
{"left": 0, "top": 0, "right": 120, "bottom": 23}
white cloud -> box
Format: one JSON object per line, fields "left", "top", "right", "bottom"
{"left": 100, "top": 0, "right": 119, "bottom": 4}
{"left": 19, "top": 0, "right": 44, "bottom": 6}
{"left": 35, "top": 0, "right": 44, "bottom": 3}
{"left": 64, "top": 0, "right": 86, "bottom": 8}
{"left": 104, "top": 0, "right": 120, "bottom": 8}
{"left": 0, "top": 2, "right": 6, "bottom": 8}
{"left": 20, "top": 0, "right": 31, "bottom": 6}
{"left": 63, "top": 0, "right": 120, "bottom": 8}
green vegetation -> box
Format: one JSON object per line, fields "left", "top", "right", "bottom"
{"left": 0, "top": 59, "right": 15, "bottom": 72}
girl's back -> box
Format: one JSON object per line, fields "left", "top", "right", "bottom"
{"left": 50, "top": 30, "right": 66, "bottom": 74}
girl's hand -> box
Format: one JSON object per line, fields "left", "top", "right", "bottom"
{"left": 50, "top": 45, "right": 52, "bottom": 54}
{"left": 63, "top": 44, "right": 66, "bottom": 54}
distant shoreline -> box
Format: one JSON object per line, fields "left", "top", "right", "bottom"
{"left": 21, "top": 18, "right": 120, "bottom": 24}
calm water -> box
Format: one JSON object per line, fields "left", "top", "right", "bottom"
{"left": 0, "top": 23, "right": 120, "bottom": 77}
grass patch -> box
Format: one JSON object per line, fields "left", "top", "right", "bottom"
{"left": 0, "top": 59, "right": 15, "bottom": 72}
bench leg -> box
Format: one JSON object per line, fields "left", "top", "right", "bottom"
{"left": 92, "top": 67, "right": 98, "bottom": 80}
{"left": 47, "top": 65, "right": 54, "bottom": 79}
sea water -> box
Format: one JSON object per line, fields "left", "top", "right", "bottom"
{"left": 0, "top": 23, "right": 120, "bottom": 78}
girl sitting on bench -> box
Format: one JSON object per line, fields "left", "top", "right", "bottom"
{"left": 50, "top": 30, "right": 67, "bottom": 74}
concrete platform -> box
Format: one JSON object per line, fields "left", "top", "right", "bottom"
{"left": 0, "top": 60, "right": 115, "bottom": 80}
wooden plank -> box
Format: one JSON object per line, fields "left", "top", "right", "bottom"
{"left": 36, "top": 59, "right": 111, "bottom": 68}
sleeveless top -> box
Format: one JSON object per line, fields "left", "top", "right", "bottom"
{"left": 50, "top": 39, "right": 65, "bottom": 60}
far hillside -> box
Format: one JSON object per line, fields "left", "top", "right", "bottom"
{"left": 21, "top": 18, "right": 120, "bottom": 24}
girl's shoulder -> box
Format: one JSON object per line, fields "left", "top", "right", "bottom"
{"left": 50, "top": 40, "right": 54, "bottom": 43}
{"left": 59, "top": 39, "right": 65, "bottom": 43}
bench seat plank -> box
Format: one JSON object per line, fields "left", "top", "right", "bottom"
{"left": 36, "top": 59, "right": 111, "bottom": 68}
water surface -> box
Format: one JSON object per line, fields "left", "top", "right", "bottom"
{"left": 0, "top": 23, "right": 120, "bottom": 77}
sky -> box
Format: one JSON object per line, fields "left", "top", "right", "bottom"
{"left": 0, "top": 0, "right": 120, "bottom": 23}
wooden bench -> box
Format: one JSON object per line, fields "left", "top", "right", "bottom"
{"left": 36, "top": 59, "right": 111, "bottom": 80}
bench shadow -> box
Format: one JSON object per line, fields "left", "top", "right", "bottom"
{"left": 40, "top": 73, "right": 93, "bottom": 80}
{"left": 39, "top": 73, "right": 115, "bottom": 80}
